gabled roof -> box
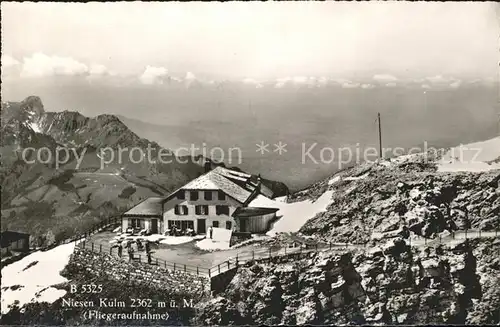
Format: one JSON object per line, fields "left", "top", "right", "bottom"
{"left": 232, "top": 206, "right": 279, "bottom": 218}
{"left": 181, "top": 168, "right": 253, "bottom": 203}
{"left": 123, "top": 197, "right": 165, "bottom": 217}
{"left": 213, "top": 166, "right": 252, "bottom": 182}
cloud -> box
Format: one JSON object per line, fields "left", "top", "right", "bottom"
{"left": 421, "top": 84, "right": 431, "bottom": 89}
{"left": 21, "top": 52, "right": 89, "bottom": 77}
{"left": 341, "top": 81, "right": 360, "bottom": 89}
{"left": 361, "top": 83, "right": 375, "bottom": 89}
{"left": 89, "top": 64, "right": 109, "bottom": 76}
{"left": 185, "top": 72, "right": 196, "bottom": 80}
{"left": 139, "top": 65, "right": 170, "bottom": 85}
{"left": 385, "top": 82, "right": 397, "bottom": 87}
{"left": 373, "top": 74, "right": 398, "bottom": 83}
{"left": 425, "top": 75, "right": 462, "bottom": 89}
{"left": 2, "top": 54, "right": 21, "bottom": 68}
{"left": 242, "top": 78, "right": 264, "bottom": 88}
{"left": 242, "top": 78, "right": 259, "bottom": 85}
{"left": 449, "top": 80, "right": 462, "bottom": 89}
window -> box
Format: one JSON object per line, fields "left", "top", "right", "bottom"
{"left": 226, "top": 221, "right": 232, "bottom": 230}
{"left": 204, "top": 191, "right": 213, "bottom": 201}
{"left": 129, "top": 219, "right": 144, "bottom": 229}
{"left": 174, "top": 205, "right": 188, "bottom": 215}
{"left": 177, "top": 191, "right": 185, "bottom": 200}
{"left": 190, "top": 191, "right": 199, "bottom": 201}
{"left": 218, "top": 190, "right": 225, "bottom": 200}
{"left": 216, "top": 205, "right": 230, "bottom": 216}
{"left": 169, "top": 220, "right": 194, "bottom": 230}
{"left": 195, "top": 205, "right": 209, "bottom": 215}
{"left": 213, "top": 221, "right": 219, "bottom": 228}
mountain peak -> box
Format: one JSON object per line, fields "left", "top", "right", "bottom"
{"left": 20, "top": 95, "right": 45, "bottom": 117}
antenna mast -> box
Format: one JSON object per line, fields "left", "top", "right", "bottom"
{"left": 378, "top": 113, "right": 383, "bottom": 159}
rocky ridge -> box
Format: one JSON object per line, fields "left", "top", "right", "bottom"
{"left": 196, "top": 237, "right": 500, "bottom": 325}
{"left": 298, "top": 154, "right": 499, "bottom": 244}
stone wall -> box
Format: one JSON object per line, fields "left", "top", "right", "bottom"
{"left": 71, "top": 247, "right": 210, "bottom": 298}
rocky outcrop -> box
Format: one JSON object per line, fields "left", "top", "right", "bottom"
{"left": 197, "top": 251, "right": 367, "bottom": 325}
{"left": 196, "top": 238, "right": 500, "bottom": 325}
{"left": 67, "top": 247, "right": 210, "bottom": 297}
{"left": 299, "top": 158, "right": 499, "bottom": 244}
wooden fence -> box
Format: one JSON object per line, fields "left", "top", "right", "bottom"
{"left": 208, "top": 228, "right": 500, "bottom": 277}
{"left": 79, "top": 240, "right": 213, "bottom": 277}
{"left": 75, "top": 225, "right": 500, "bottom": 278}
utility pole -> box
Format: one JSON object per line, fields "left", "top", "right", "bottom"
{"left": 378, "top": 112, "right": 383, "bottom": 159}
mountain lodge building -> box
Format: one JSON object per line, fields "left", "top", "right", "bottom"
{"left": 121, "top": 166, "right": 279, "bottom": 235}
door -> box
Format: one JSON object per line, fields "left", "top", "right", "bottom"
{"left": 151, "top": 219, "right": 158, "bottom": 234}
{"left": 197, "top": 219, "right": 206, "bottom": 234}
{"left": 240, "top": 218, "right": 247, "bottom": 232}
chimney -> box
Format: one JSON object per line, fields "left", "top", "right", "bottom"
{"left": 204, "top": 158, "right": 212, "bottom": 173}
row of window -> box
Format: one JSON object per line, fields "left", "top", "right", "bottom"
{"left": 174, "top": 204, "right": 230, "bottom": 216}
{"left": 168, "top": 220, "right": 232, "bottom": 230}
{"left": 177, "top": 190, "right": 226, "bottom": 201}
{"left": 168, "top": 220, "right": 194, "bottom": 230}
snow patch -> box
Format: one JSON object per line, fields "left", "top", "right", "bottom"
{"left": 437, "top": 137, "right": 500, "bottom": 172}
{"left": 159, "top": 236, "right": 202, "bottom": 245}
{"left": 111, "top": 234, "right": 202, "bottom": 245}
{"left": 249, "top": 190, "right": 334, "bottom": 236}
{"left": 344, "top": 172, "right": 370, "bottom": 181}
{"left": 1, "top": 242, "right": 75, "bottom": 314}
{"left": 328, "top": 175, "right": 341, "bottom": 185}
{"left": 195, "top": 228, "right": 231, "bottom": 251}
{"left": 29, "top": 122, "right": 42, "bottom": 133}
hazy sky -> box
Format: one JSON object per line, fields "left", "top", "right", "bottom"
{"left": 1, "top": 1, "right": 499, "bottom": 80}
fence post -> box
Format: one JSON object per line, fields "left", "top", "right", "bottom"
{"left": 184, "top": 265, "right": 186, "bottom": 273}
{"left": 345, "top": 242, "right": 348, "bottom": 249}
{"left": 439, "top": 235, "right": 442, "bottom": 243}
{"left": 329, "top": 242, "right": 332, "bottom": 250}
{"left": 165, "top": 261, "right": 167, "bottom": 268}
{"left": 208, "top": 269, "right": 211, "bottom": 278}
{"left": 109, "top": 247, "right": 112, "bottom": 255}
{"left": 227, "top": 261, "right": 230, "bottom": 270}
{"left": 218, "top": 264, "right": 221, "bottom": 274}
{"left": 156, "top": 258, "right": 158, "bottom": 266}
{"left": 252, "top": 251, "right": 255, "bottom": 260}
{"left": 92, "top": 242, "right": 94, "bottom": 252}
{"left": 173, "top": 263, "right": 176, "bottom": 271}
{"left": 83, "top": 241, "right": 86, "bottom": 249}
{"left": 269, "top": 248, "right": 272, "bottom": 259}
{"left": 478, "top": 229, "right": 481, "bottom": 238}
{"left": 197, "top": 266, "right": 199, "bottom": 275}
{"left": 99, "top": 244, "right": 102, "bottom": 253}
{"left": 236, "top": 254, "right": 239, "bottom": 266}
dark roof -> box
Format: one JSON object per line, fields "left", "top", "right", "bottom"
{"left": 175, "top": 167, "right": 254, "bottom": 203}
{"left": 232, "top": 206, "right": 279, "bottom": 218}
{"left": 123, "top": 197, "right": 165, "bottom": 217}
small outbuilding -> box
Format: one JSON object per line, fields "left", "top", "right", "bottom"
{"left": 1, "top": 231, "right": 30, "bottom": 255}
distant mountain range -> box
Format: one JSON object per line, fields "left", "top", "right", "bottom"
{"left": 0, "top": 96, "right": 288, "bottom": 246}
